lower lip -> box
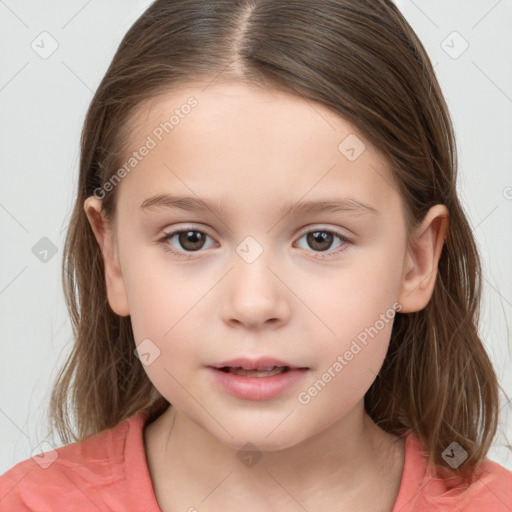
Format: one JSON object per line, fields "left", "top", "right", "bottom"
{"left": 206, "top": 367, "right": 309, "bottom": 401}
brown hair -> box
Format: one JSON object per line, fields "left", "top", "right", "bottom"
{"left": 48, "top": 0, "right": 508, "bottom": 485}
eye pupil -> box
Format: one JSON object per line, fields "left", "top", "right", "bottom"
{"left": 179, "top": 230, "right": 205, "bottom": 251}
{"left": 163, "top": 228, "right": 346, "bottom": 258}
{"left": 307, "top": 231, "right": 333, "bottom": 252}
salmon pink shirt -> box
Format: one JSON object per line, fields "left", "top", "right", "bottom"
{"left": 1, "top": 410, "right": 511, "bottom": 511}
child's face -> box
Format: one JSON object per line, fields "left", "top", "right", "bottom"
{"left": 86, "top": 81, "right": 441, "bottom": 450}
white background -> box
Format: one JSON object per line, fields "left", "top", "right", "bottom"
{"left": 1, "top": 0, "right": 511, "bottom": 474}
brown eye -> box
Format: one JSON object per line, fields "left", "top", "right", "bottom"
{"left": 177, "top": 230, "right": 207, "bottom": 251}
{"left": 306, "top": 231, "right": 334, "bottom": 252}
{"left": 157, "top": 229, "right": 214, "bottom": 256}
{"left": 295, "top": 228, "right": 352, "bottom": 258}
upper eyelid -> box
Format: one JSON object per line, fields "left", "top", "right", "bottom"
{"left": 162, "top": 225, "right": 353, "bottom": 244}
{"left": 163, "top": 223, "right": 352, "bottom": 236}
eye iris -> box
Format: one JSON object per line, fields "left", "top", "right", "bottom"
{"left": 179, "top": 230, "right": 205, "bottom": 251}
{"left": 169, "top": 230, "right": 342, "bottom": 254}
{"left": 308, "top": 231, "right": 333, "bottom": 252}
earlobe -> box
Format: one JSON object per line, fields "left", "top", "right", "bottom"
{"left": 397, "top": 204, "right": 449, "bottom": 313}
{"left": 83, "top": 196, "right": 130, "bottom": 317}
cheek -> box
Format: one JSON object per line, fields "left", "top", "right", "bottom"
{"left": 299, "top": 251, "right": 402, "bottom": 349}
{"left": 295, "top": 313, "right": 394, "bottom": 429}
{"left": 122, "top": 254, "right": 212, "bottom": 389}
{"left": 128, "top": 279, "right": 204, "bottom": 368}
{"left": 126, "top": 271, "right": 207, "bottom": 406}
{"left": 292, "top": 245, "right": 401, "bottom": 404}
{"left": 121, "top": 240, "right": 204, "bottom": 336}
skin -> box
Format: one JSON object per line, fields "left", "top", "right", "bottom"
{"left": 84, "top": 81, "right": 448, "bottom": 511}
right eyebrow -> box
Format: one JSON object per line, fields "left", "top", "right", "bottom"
{"left": 139, "top": 194, "right": 230, "bottom": 216}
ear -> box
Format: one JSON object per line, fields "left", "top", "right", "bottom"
{"left": 83, "top": 196, "right": 130, "bottom": 317}
{"left": 397, "top": 204, "right": 449, "bottom": 313}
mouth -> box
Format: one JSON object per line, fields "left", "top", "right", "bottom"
{"left": 207, "top": 357, "right": 309, "bottom": 377}
{"left": 206, "top": 361, "right": 309, "bottom": 401}
{"left": 215, "top": 366, "right": 293, "bottom": 377}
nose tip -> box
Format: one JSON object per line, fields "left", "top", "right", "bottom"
{"left": 222, "top": 251, "right": 291, "bottom": 329}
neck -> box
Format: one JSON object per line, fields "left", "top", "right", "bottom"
{"left": 145, "top": 402, "right": 403, "bottom": 509}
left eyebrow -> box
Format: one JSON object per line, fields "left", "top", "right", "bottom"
{"left": 139, "top": 194, "right": 378, "bottom": 217}
{"left": 279, "top": 198, "right": 378, "bottom": 217}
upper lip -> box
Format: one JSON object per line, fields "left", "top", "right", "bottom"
{"left": 208, "top": 357, "right": 307, "bottom": 370}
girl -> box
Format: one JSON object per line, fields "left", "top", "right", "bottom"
{"left": 1, "top": 0, "right": 511, "bottom": 510}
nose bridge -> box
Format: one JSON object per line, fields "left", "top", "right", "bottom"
{"left": 233, "top": 234, "right": 278, "bottom": 300}
{"left": 235, "top": 234, "right": 267, "bottom": 266}
{"left": 222, "top": 235, "right": 290, "bottom": 327}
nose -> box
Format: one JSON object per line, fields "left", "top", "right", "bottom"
{"left": 221, "top": 253, "right": 291, "bottom": 330}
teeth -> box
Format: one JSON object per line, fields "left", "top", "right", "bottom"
{"left": 225, "top": 366, "right": 288, "bottom": 377}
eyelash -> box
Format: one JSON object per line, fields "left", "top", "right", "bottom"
{"left": 156, "top": 226, "right": 353, "bottom": 260}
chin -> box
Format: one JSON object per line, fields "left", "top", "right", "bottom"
{"left": 218, "top": 427, "right": 307, "bottom": 453}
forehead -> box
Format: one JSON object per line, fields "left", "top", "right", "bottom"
{"left": 128, "top": 80, "right": 370, "bottom": 155}
{"left": 116, "top": 81, "right": 400, "bottom": 218}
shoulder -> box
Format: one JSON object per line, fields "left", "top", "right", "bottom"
{"left": 395, "top": 431, "right": 512, "bottom": 511}
{"left": 427, "top": 458, "right": 512, "bottom": 511}
{"left": 447, "top": 458, "right": 512, "bottom": 510}
{"left": 0, "top": 411, "right": 155, "bottom": 511}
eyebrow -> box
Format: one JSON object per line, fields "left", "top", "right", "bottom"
{"left": 139, "top": 194, "right": 378, "bottom": 217}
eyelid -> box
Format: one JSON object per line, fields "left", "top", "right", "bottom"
{"left": 159, "top": 223, "right": 354, "bottom": 242}
{"left": 157, "top": 223, "right": 355, "bottom": 259}
{"left": 294, "top": 226, "right": 355, "bottom": 254}
{"left": 296, "top": 224, "right": 354, "bottom": 239}
{"left": 161, "top": 224, "right": 216, "bottom": 242}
